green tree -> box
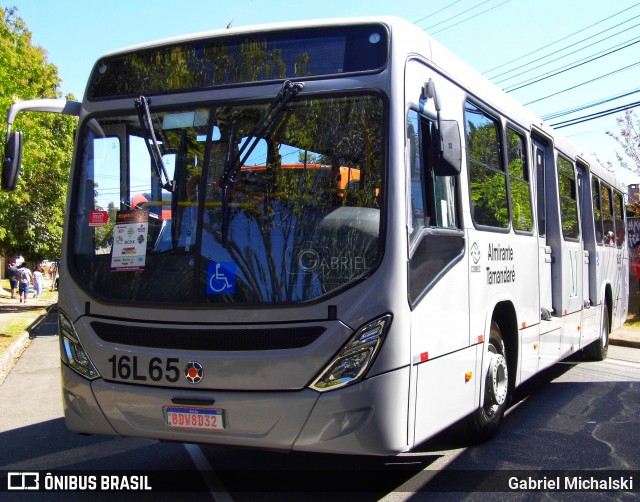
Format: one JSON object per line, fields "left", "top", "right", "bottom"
{"left": 0, "top": 6, "right": 76, "bottom": 260}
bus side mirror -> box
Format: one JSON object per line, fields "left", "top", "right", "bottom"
{"left": 422, "top": 79, "right": 462, "bottom": 177}
{"left": 2, "top": 131, "right": 24, "bottom": 191}
{"left": 434, "top": 120, "right": 461, "bottom": 176}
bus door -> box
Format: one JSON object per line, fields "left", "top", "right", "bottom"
{"left": 533, "top": 139, "right": 554, "bottom": 322}
{"left": 576, "top": 166, "right": 589, "bottom": 308}
{"left": 533, "top": 137, "right": 562, "bottom": 369}
{"left": 612, "top": 190, "right": 629, "bottom": 329}
{"left": 556, "top": 155, "right": 583, "bottom": 355}
{"left": 577, "top": 164, "right": 598, "bottom": 345}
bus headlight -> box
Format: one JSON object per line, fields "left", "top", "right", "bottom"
{"left": 310, "top": 314, "right": 392, "bottom": 392}
{"left": 59, "top": 309, "right": 100, "bottom": 380}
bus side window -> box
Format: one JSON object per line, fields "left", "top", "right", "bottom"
{"left": 557, "top": 156, "right": 579, "bottom": 240}
{"left": 407, "top": 109, "right": 460, "bottom": 243}
{"left": 601, "top": 183, "right": 615, "bottom": 246}
{"left": 506, "top": 127, "right": 532, "bottom": 232}
{"left": 592, "top": 177, "right": 603, "bottom": 244}
{"left": 423, "top": 118, "right": 458, "bottom": 230}
{"left": 535, "top": 146, "right": 546, "bottom": 236}
{"left": 614, "top": 190, "right": 625, "bottom": 247}
{"left": 407, "top": 110, "right": 425, "bottom": 243}
{"left": 464, "top": 101, "right": 508, "bottom": 229}
{"left": 407, "top": 107, "right": 463, "bottom": 304}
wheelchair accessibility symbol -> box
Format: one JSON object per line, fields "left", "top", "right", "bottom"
{"left": 207, "top": 261, "right": 236, "bottom": 294}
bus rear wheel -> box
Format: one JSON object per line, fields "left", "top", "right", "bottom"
{"left": 468, "top": 321, "right": 509, "bottom": 442}
{"left": 586, "top": 307, "right": 609, "bottom": 361}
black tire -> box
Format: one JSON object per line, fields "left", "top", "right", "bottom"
{"left": 468, "top": 321, "right": 509, "bottom": 442}
{"left": 586, "top": 307, "right": 609, "bottom": 361}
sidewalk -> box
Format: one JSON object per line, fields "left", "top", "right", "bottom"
{"left": 0, "top": 280, "right": 59, "bottom": 383}
{"left": 609, "top": 324, "right": 640, "bottom": 349}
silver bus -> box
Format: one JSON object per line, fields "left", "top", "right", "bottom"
{"left": 3, "top": 17, "right": 628, "bottom": 455}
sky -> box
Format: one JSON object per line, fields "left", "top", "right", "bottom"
{"left": 5, "top": 0, "right": 640, "bottom": 186}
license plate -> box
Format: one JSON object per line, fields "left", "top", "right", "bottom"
{"left": 166, "top": 406, "right": 224, "bottom": 430}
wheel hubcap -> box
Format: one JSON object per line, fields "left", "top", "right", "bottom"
{"left": 488, "top": 352, "right": 508, "bottom": 406}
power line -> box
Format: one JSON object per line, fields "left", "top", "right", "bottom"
{"left": 504, "top": 38, "right": 640, "bottom": 93}
{"left": 482, "top": 2, "right": 640, "bottom": 76}
{"left": 430, "top": 0, "right": 512, "bottom": 35}
{"left": 541, "top": 88, "right": 640, "bottom": 121}
{"left": 413, "top": 0, "right": 514, "bottom": 36}
{"left": 413, "top": 0, "right": 465, "bottom": 25}
{"left": 523, "top": 60, "right": 640, "bottom": 105}
{"left": 420, "top": 0, "right": 490, "bottom": 32}
{"left": 493, "top": 19, "right": 640, "bottom": 85}
{"left": 550, "top": 100, "right": 640, "bottom": 128}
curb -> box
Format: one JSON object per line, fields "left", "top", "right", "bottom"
{"left": 0, "top": 332, "right": 31, "bottom": 383}
{"left": 0, "top": 303, "right": 58, "bottom": 384}
{"left": 609, "top": 337, "right": 640, "bottom": 350}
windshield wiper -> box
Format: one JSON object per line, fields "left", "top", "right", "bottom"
{"left": 134, "top": 96, "right": 176, "bottom": 193}
{"left": 219, "top": 80, "right": 304, "bottom": 243}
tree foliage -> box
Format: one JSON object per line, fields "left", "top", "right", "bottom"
{"left": 607, "top": 109, "right": 640, "bottom": 174}
{"left": 607, "top": 109, "right": 639, "bottom": 216}
{"left": 0, "top": 6, "right": 77, "bottom": 261}
{"left": 606, "top": 109, "right": 640, "bottom": 215}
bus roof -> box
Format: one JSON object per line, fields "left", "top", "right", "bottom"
{"left": 98, "top": 17, "right": 402, "bottom": 58}
{"left": 91, "top": 16, "right": 623, "bottom": 190}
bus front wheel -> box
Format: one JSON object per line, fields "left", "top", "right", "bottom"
{"left": 468, "top": 321, "right": 509, "bottom": 442}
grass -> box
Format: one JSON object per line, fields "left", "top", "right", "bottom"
{"left": 0, "top": 318, "right": 40, "bottom": 352}
{"left": 0, "top": 277, "right": 55, "bottom": 355}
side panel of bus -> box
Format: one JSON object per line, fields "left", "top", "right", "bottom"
{"left": 404, "top": 60, "right": 479, "bottom": 446}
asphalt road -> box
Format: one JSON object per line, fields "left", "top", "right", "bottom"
{"left": 0, "top": 317, "right": 638, "bottom": 501}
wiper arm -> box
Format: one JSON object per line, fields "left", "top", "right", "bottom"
{"left": 220, "top": 80, "right": 304, "bottom": 242}
{"left": 134, "top": 96, "right": 175, "bottom": 193}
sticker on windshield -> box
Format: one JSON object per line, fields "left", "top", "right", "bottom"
{"left": 110, "top": 210, "right": 148, "bottom": 272}
{"left": 206, "top": 261, "right": 236, "bottom": 294}
{"left": 89, "top": 210, "right": 109, "bottom": 227}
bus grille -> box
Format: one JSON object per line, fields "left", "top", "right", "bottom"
{"left": 90, "top": 322, "right": 325, "bottom": 351}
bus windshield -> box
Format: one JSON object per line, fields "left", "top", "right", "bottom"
{"left": 71, "top": 93, "right": 384, "bottom": 304}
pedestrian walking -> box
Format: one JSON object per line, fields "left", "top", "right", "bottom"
{"left": 33, "top": 265, "right": 44, "bottom": 298}
{"left": 6, "top": 260, "right": 20, "bottom": 299}
{"left": 50, "top": 263, "right": 58, "bottom": 291}
{"left": 18, "top": 263, "right": 33, "bottom": 303}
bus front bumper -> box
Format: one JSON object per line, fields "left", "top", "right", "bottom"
{"left": 61, "top": 363, "right": 411, "bottom": 456}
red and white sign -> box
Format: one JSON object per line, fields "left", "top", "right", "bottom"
{"left": 89, "top": 210, "right": 110, "bottom": 227}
